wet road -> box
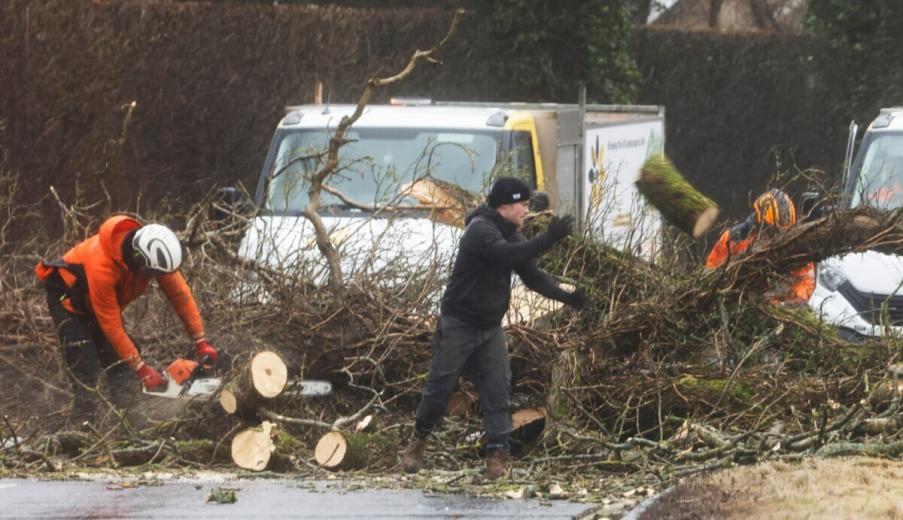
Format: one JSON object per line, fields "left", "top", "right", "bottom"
{"left": 0, "top": 477, "right": 595, "bottom": 519}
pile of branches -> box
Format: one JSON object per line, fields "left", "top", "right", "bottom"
{"left": 509, "top": 206, "right": 903, "bottom": 481}
{"left": 4, "top": 193, "right": 903, "bottom": 494}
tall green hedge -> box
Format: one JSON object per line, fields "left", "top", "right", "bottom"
{"left": 0, "top": 0, "right": 855, "bottom": 239}
{"left": 482, "top": 0, "right": 640, "bottom": 103}
{"left": 633, "top": 27, "right": 846, "bottom": 219}
{"left": 805, "top": 1, "right": 903, "bottom": 122}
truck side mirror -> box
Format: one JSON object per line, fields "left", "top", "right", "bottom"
{"left": 530, "top": 191, "right": 550, "bottom": 212}
{"left": 210, "top": 187, "right": 242, "bottom": 222}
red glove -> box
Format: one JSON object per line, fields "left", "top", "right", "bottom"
{"left": 135, "top": 362, "right": 165, "bottom": 391}
{"left": 196, "top": 339, "right": 219, "bottom": 363}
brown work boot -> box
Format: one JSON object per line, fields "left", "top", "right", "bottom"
{"left": 485, "top": 448, "right": 511, "bottom": 480}
{"left": 402, "top": 437, "right": 429, "bottom": 474}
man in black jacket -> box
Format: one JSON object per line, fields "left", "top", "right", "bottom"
{"left": 402, "top": 177, "right": 587, "bottom": 479}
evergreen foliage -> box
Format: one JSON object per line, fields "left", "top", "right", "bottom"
{"left": 805, "top": 1, "right": 903, "bottom": 117}
{"left": 482, "top": 0, "right": 640, "bottom": 103}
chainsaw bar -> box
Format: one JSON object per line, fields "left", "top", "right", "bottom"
{"left": 143, "top": 376, "right": 222, "bottom": 399}
{"left": 144, "top": 377, "right": 333, "bottom": 399}
{"left": 283, "top": 379, "right": 333, "bottom": 397}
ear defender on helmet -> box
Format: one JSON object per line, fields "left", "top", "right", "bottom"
{"left": 753, "top": 189, "right": 796, "bottom": 231}
{"left": 131, "top": 224, "right": 182, "bottom": 274}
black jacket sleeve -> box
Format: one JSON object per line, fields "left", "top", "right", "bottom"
{"left": 515, "top": 259, "right": 572, "bottom": 303}
{"left": 462, "top": 219, "right": 555, "bottom": 268}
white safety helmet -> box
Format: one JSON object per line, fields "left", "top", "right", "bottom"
{"left": 132, "top": 224, "right": 182, "bottom": 274}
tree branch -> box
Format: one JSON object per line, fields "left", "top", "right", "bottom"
{"left": 302, "top": 8, "right": 466, "bottom": 301}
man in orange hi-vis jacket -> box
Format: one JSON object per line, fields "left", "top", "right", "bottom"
{"left": 706, "top": 189, "right": 815, "bottom": 304}
{"left": 35, "top": 215, "right": 218, "bottom": 421}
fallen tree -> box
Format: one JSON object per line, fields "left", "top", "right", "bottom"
{"left": 8, "top": 150, "right": 903, "bottom": 496}
{"left": 219, "top": 351, "right": 288, "bottom": 420}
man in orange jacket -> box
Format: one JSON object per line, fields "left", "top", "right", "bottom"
{"left": 705, "top": 189, "right": 815, "bottom": 304}
{"left": 36, "top": 215, "right": 218, "bottom": 420}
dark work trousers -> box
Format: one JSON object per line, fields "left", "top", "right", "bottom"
{"left": 46, "top": 290, "right": 135, "bottom": 421}
{"left": 414, "top": 315, "right": 512, "bottom": 447}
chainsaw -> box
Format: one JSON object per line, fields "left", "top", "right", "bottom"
{"left": 144, "top": 355, "right": 333, "bottom": 399}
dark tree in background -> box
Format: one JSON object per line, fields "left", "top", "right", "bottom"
{"left": 805, "top": 0, "right": 903, "bottom": 120}
{"left": 223, "top": 0, "right": 640, "bottom": 103}
{"left": 630, "top": 0, "right": 655, "bottom": 23}
{"left": 221, "top": 0, "right": 476, "bottom": 6}
{"left": 483, "top": 0, "right": 640, "bottom": 103}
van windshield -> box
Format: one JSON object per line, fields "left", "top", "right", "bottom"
{"left": 264, "top": 128, "right": 501, "bottom": 213}
{"left": 851, "top": 132, "right": 903, "bottom": 210}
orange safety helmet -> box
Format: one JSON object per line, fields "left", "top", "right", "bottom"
{"left": 753, "top": 189, "right": 796, "bottom": 230}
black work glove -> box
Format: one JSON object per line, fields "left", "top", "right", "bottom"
{"left": 546, "top": 215, "right": 575, "bottom": 243}
{"left": 564, "top": 287, "right": 588, "bottom": 310}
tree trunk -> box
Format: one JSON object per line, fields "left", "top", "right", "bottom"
{"left": 708, "top": 0, "right": 725, "bottom": 28}
{"left": 636, "top": 155, "right": 719, "bottom": 238}
{"left": 546, "top": 350, "right": 580, "bottom": 419}
{"left": 632, "top": 0, "right": 654, "bottom": 24}
{"left": 314, "top": 431, "right": 368, "bottom": 471}
{"left": 400, "top": 178, "right": 481, "bottom": 228}
{"left": 510, "top": 407, "right": 546, "bottom": 452}
{"left": 219, "top": 351, "right": 288, "bottom": 420}
{"left": 231, "top": 421, "right": 275, "bottom": 471}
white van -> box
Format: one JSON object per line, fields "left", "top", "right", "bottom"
{"left": 809, "top": 107, "right": 903, "bottom": 338}
{"left": 236, "top": 100, "right": 666, "bottom": 314}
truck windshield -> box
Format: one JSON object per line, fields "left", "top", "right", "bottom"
{"left": 264, "top": 128, "right": 501, "bottom": 213}
{"left": 851, "top": 132, "right": 903, "bottom": 210}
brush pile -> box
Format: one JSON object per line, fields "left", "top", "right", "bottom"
{"left": 3, "top": 191, "right": 903, "bottom": 497}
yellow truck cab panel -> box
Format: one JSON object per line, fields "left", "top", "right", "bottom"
{"left": 504, "top": 111, "right": 545, "bottom": 191}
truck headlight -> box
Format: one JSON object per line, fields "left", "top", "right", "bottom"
{"left": 817, "top": 264, "right": 848, "bottom": 292}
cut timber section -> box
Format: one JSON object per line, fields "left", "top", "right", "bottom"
{"left": 314, "top": 431, "right": 368, "bottom": 471}
{"left": 512, "top": 407, "right": 546, "bottom": 431}
{"left": 231, "top": 421, "right": 275, "bottom": 471}
{"left": 636, "top": 155, "right": 719, "bottom": 239}
{"left": 219, "top": 351, "right": 288, "bottom": 417}
{"left": 400, "top": 178, "right": 480, "bottom": 228}
{"left": 509, "top": 407, "right": 547, "bottom": 454}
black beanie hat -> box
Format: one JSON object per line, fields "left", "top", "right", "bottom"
{"left": 487, "top": 177, "right": 532, "bottom": 208}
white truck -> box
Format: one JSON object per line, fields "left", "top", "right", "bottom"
{"left": 236, "top": 99, "right": 665, "bottom": 309}
{"left": 808, "top": 107, "right": 903, "bottom": 339}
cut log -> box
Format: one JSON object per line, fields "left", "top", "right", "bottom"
{"left": 400, "top": 178, "right": 481, "bottom": 228}
{"left": 868, "top": 377, "right": 903, "bottom": 409}
{"left": 636, "top": 155, "right": 719, "bottom": 238}
{"left": 509, "top": 407, "right": 546, "bottom": 453}
{"left": 512, "top": 407, "right": 546, "bottom": 431}
{"left": 231, "top": 421, "right": 275, "bottom": 471}
{"left": 314, "top": 431, "right": 368, "bottom": 471}
{"left": 219, "top": 351, "right": 288, "bottom": 418}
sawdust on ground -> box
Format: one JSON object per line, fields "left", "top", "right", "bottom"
{"left": 637, "top": 456, "right": 903, "bottom": 519}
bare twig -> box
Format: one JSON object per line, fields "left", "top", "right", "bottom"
{"left": 301, "top": 9, "right": 466, "bottom": 300}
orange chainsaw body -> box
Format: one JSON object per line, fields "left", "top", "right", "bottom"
{"left": 166, "top": 358, "right": 199, "bottom": 385}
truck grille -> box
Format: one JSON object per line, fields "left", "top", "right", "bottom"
{"left": 837, "top": 281, "right": 903, "bottom": 326}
